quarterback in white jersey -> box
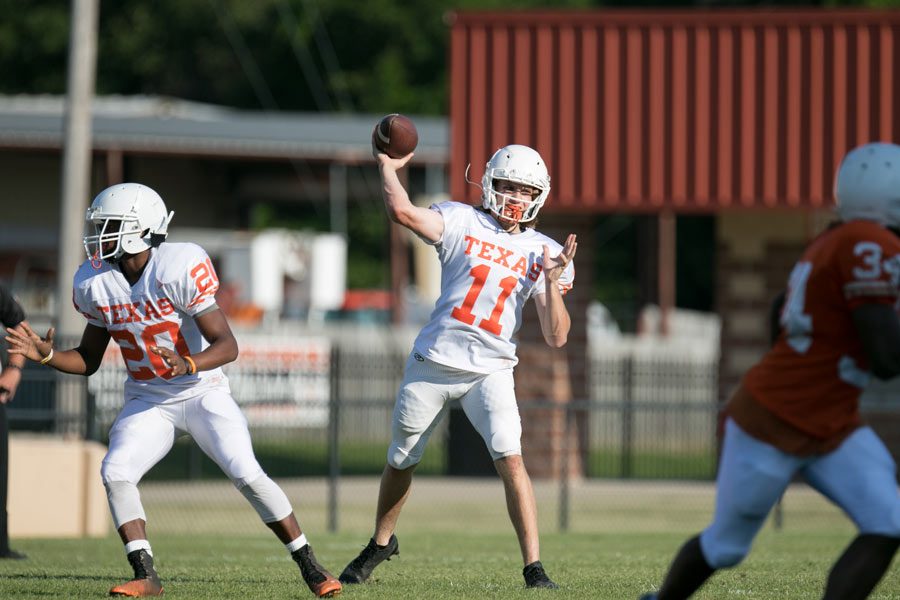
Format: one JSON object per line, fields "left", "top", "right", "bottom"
{"left": 340, "top": 142, "right": 576, "bottom": 589}
{"left": 6, "top": 183, "right": 341, "bottom": 599}
{"left": 415, "top": 199, "right": 574, "bottom": 373}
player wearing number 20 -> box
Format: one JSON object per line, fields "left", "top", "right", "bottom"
{"left": 4, "top": 183, "right": 341, "bottom": 598}
{"left": 640, "top": 143, "right": 900, "bottom": 600}
{"left": 338, "top": 142, "right": 576, "bottom": 590}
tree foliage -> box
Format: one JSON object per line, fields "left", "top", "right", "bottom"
{"left": 2, "top": 0, "right": 897, "bottom": 114}
{"left": 2, "top": 0, "right": 588, "bottom": 115}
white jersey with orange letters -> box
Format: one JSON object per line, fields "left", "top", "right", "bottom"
{"left": 72, "top": 242, "right": 228, "bottom": 404}
{"left": 414, "top": 201, "right": 574, "bottom": 373}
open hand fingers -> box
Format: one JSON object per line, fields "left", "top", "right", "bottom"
{"left": 14, "top": 321, "right": 37, "bottom": 341}
{"left": 6, "top": 325, "right": 43, "bottom": 362}
{"left": 150, "top": 346, "right": 186, "bottom": 376}
{"left": 5, "top": 325, "right": 34, "bottom": 350}
{"left": 6, "top": 325, "right": 28, "bottom": 343}
{"left": 564, "top": 234, "right": 578, "bottom": 261}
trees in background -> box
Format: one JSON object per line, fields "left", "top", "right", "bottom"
{"left": 0, "top": 0, "right": 592, "bottom": 115}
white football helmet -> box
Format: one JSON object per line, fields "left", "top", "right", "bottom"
{"left": 481, "top": 144, "right": 551, "bottom": 223}
{"left": 835, "top": 142, "right": 900, "bottom": 228}
{"left": 83, "top": 183, "right": 174, "bottom": 262}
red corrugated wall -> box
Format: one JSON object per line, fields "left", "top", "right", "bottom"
{"left": 449, "top": 10, "right": 900, "bottom": 212}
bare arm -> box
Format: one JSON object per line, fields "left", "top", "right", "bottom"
{"left": 6, "top": 322, "right": 110, "bottom": 376}
{"left": 534, "top": 235, "right": 578, "bottom": 348}
{"left": 372, "top": 130, "right": 444, "bottom": 243}
{"left": 149, "top": 307, "right": 238, "bottom": 377}
{"left": 851, "top": 303, "right": 900, "bottom": 380}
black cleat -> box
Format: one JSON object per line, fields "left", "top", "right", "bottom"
{"left": 0, "top": 549, "right": 27, "bottom": 560}
{"left": 109, "top": 549, "right": 163, "bottom": 597}
{"left": 523, "top": 561, "right": 559, "bottom": 589}
{"left": 639, "top": 595, "right": 658, "bottom": 600}
{"left": 292, "top": 545, "right": 342, "bottom": 598}
{"left": 338, "top": 535, "right": 399, "bottom": 584}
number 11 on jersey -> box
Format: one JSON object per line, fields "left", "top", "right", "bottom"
{"left": 451, "top": 264, "right": 518, "bottom": 335}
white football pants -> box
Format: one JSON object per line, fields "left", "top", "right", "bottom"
{"left": 387, "top": 352, "right": 522, "bottom": 470}
{"left": 101, "top": 388, "right": 266, "bottom": 488}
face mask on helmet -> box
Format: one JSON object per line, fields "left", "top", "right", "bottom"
{"left": 835, "top": 142, "right": 900, "bottom": 228}
{"left": 480, "top": 145, "right": 551, "bottom": 224}
{"left": 83, "top": 183, "right": 174, "bottom": 263}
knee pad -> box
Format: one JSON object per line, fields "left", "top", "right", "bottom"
{"left": 488, "top": 431, "right": 521, "bottom": 460}
{"left": 105, "top": 481, "right": 146, "bottom": 528}
{"left": 387, "top": 444, "right": 421, "bottom": 470}
{"left": 102, "top": 457, "right": 137, "bottom": 485}
{"left": 237, "top": 474, "right": 293, "bottom": 523}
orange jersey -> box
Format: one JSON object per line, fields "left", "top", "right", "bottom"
{"left": 742, "top": 220, "right": 900, "bottom": 444}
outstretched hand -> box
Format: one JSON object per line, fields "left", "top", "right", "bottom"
{"left": 149, "top": 345, "right": 191, "bottom": 377}
{"left": 5, "top": 321, "right": 54, "bottom": 363}
{"left": 542, "top": 234, "right": 578, "bottom": 284}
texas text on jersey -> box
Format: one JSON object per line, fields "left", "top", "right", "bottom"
{"left": 413, "top": 201, "right": 575, "bottom": 374}
{"left": 72, "top": 242, "right": 227, "bottom": 403}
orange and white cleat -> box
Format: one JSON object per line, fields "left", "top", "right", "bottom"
{"left": 292, "top": 545, "right": 342, "bottom": 598}
{"left": 109, "top": 549, "right": 164, "bottom": 597}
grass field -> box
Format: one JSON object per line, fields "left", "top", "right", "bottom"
{"left": 3, "top": 531, "right": 899, "bottom": 599}
{"left": 3, "top": 479, "right": 899, "bottom": 599}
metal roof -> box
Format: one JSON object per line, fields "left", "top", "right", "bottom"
{"left": 0, "top": 95, "right": 448, "bottom": 164}
{"left": 449, "top": 9, "right": 900, "bottom": 212}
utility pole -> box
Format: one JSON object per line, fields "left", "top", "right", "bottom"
{"left": 55, "top": 0, "right": 99, "bottom": 339}
{"left": 55, "top": 0, "right": 99, "bottom": 436}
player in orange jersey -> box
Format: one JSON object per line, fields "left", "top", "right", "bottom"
{"left": 641, "top": 142, "right": 900, "bottom": 600}
{"left": 6, "top": 184, "right": 341, "bottom": 598}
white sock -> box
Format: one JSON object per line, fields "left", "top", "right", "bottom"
{"left": 286, "top": 533, "right": 308, "bottom": 553}
{"left": 124, "top": 539, "right": 152, "bottom": 557}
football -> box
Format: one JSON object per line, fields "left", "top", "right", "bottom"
{"left": 374, "top": 113, "right": 418, "bottom": 158}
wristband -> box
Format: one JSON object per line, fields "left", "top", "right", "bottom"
{"left": 184, "top": 356, "right": 197, "bottom": 375}
{"left": 39, "top": 348, "right": 54, "bottom": 365}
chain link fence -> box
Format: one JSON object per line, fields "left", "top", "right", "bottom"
{"left": 5, "top": 331, "right": 716, "bottom": 535}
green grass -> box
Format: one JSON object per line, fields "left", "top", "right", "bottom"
{"left": 2, "top": 530, "right": 899, "bottom": 599}
{"left": 137, "top": 438, "right": 714, "bottom": 481}
{"left": 586, "top": 449, "right": 717, "bottom": 480}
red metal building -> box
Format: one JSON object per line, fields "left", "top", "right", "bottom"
{"left": 450, "top": 9, "right": 900, "bottom": 212}
{"left": 448, "top": 9, "right": 900, "bottom": 477}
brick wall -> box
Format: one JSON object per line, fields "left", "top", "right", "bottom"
{"left": 716, "top": 211, "right": 811, "bottom": 403}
